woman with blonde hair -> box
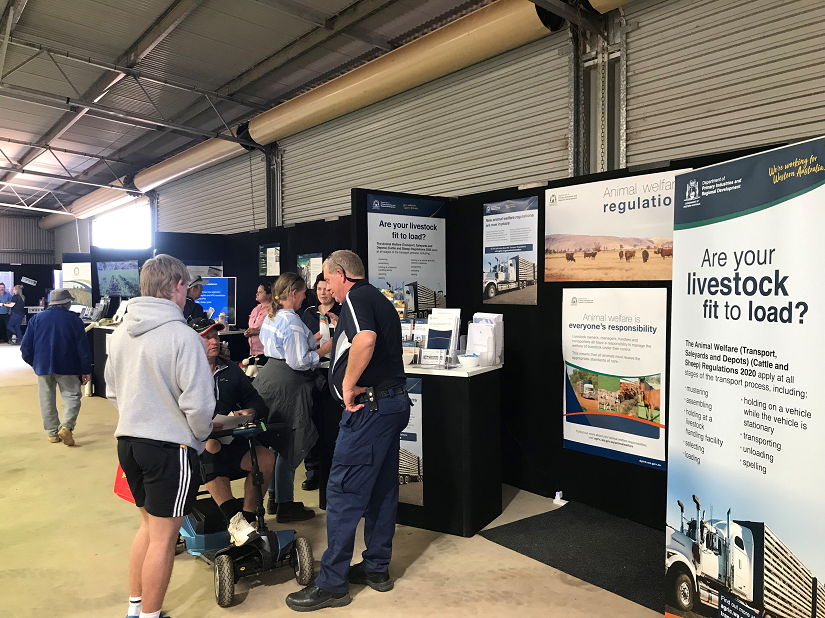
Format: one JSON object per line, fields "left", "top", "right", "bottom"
{"left": 255, "top": 272, "right": 332, "bottom": 522}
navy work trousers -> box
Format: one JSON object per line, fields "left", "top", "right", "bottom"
{"left": 314, "top": 392, "right": 410, "bottom": 593}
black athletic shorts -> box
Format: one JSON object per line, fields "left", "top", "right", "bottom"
{"left": 200, "top": 437, "right": 255, "bottom": 483}
{"left": 117, "top": 437, "right": 199, "bottom": 518}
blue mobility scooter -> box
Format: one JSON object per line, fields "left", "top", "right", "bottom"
{"left": 179, "top": 420, "right": 314, "bottom": 607}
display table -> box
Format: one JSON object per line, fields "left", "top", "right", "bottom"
{"left": 90, "top": 325, "right": 116, "bottom": 398}
{"left": 398, "top": 363, "right": 502, "bottom": 537}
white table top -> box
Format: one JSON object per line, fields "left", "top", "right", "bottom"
{"left": 404, "top": 363, "right": 503, "bottom": 378}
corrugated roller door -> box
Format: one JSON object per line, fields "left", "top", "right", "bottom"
{"left": 156, "top": 151, "right": 267, "bottom": 234}
{"left": 54, "top": 220, "right": 90, "bottom": 262}
{"left": 280, "top": 32, "right": 571, "bottom": 225}
{"left": 625, "top": 0, "right": 825, "bottom": 166}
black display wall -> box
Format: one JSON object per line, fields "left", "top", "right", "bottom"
{"left": 352, "top": 144, "right": 778, "bottom": 530}
{"left": 155, "top": 216, "right": 352, "bottom": 329}
{"left": 452, "top": 177, "right": 669, "bottom": 530}
{"left": 0, "top": 263, "right": 57, "bottom": 307}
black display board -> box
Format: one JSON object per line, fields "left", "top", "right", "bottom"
{"left": 155, "top": 216, "right": 352, "bottom": 330}
{"left": 0, "top": 262, "right": 57, "bottom": 308}
{"left": 353, "top": 144, "right": 778, "bottom": 530}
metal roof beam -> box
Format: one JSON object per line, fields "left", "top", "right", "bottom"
{"left": 0, "top": 136, "right": 143, "bottom": 167}
{"left": 230, "top": 0, "right": 399, "bottom": 93}
{"left": 0, "top": 82, "right": 258, "bottom": 146}
{"left": 8, "top": 37, "right": 269, "bottom": 111}
{"left": 251, "top": 0, "right": 394, "bottom": 51}
{"left": 0, "top": 164, "right": 139, "bottom": 191}
{"left": 49, "top": 0, "right": 402, "bottom": 190}
{"left": 2, "top": 0, "right": 205, "bottom": 181}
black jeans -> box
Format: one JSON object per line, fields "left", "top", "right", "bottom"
{"left": 0, "top": 313, "right": 8, "bottom": 341}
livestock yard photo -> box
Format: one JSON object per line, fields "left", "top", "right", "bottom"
{"left": 545, "top": 248, "right": 672, "bottom": 282}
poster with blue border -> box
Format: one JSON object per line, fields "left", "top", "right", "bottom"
{"left": 562, "top": 287, "right": 667, "bottom": 470}
{"left": 367, "top": 193, "right": 446, "bottom": 318}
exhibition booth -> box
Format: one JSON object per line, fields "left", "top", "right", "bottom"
{"left": 49, "top": 135, "right": 825, "bottom": 617}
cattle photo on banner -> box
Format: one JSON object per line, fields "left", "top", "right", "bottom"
{"left": 545, "top": 171, "right": 684, "bottom": 282}
{"left": 367, "top": 193, "right": 447, "bottom": 319}
{"left": 561, "top": 288, "right": 667, "bottom": 469}
{"left": 665, "top": 137, "right": 825, "bottom": 618}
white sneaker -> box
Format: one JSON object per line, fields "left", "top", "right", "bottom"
{"left": 227, "top": 512, "right": 260, "bottom": 546}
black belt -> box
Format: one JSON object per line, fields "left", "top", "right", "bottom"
{"left": 371, "top": 386, "right": 405, "bottom": 400}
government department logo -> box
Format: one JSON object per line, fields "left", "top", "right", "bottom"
{"left": 547, "top": 194, "right": 557, "bottom": 203}
{"left": 685, "top": 179, "right": 699, "bottom": 200}
{"left": 571, "top": 297, "right": 577, "bottom": 305}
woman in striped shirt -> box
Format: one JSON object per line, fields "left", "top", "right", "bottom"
{"left": 255, "top": 272, "right": 332, "bottom": 522}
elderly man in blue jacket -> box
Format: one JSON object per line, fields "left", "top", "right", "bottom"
{"left": 20, "top": 288, "right": 91, "bottom": 445}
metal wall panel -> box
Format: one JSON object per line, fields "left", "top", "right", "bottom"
{"left": 625, "top": 0, "right": 825, "bottom": 166}
{"left": 156, "top": 151, "right": 267, "bottom": 234}
{"left": 279, "top": 33, "right": 571, "bottom": 225}
{"left": 0, "top": 216, "right": 54, "bottom": 264}
{"left": 54, "top": 219, "right": 91, "bottom": 263}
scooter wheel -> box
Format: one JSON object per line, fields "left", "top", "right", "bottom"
{"left": 292, "top": 537, "right": 314, "bottom": 586}
{"left": 214, "top": 554, "right": 235, "bottom": 607}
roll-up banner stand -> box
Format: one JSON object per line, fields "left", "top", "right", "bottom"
{"left": 353, "top": 189, "right": 449, "bottom": 320}
{"left": 665, "top": 137, "right": 825, "bottom": 618}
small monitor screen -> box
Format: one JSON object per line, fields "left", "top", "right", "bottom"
{"left": 97, "top": 260, "right": 140, "bottom": 297}
{"left": 199, "top": 277, "right": 236, "bottom": 325}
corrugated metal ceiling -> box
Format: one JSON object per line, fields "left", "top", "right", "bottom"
{"left": 0, "top": 0, "right": 500, "bottom": 214}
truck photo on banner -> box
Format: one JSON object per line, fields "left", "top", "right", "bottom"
{"left": 482, "top": 196, "right": 539, "bottom": 305}
{"left": 665, "top": 137, "right": 825, "bottom": 618}
{"left": 367, "top": 192, "right": 446, "bottom": 319}
{"left": 297, "top": 253, "right": 323, "bottom": 285}
{"left": 545, "top": 171, "right": 683, "bottom": 282}
{"left": 562, "top": 288, "right": 667, "bottom": 469}
{"left": 400, "top": 377, "right": 423, "bottom": 506}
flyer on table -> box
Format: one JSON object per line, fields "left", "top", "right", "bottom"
{"left": 482, "top": 197, "right": 539, "bottom": 305}
{"left": 399, "top": 377, "right": 423, "bottom": 506}
{"left": 665, "top": 137, "right": 825, "bottom": 617}
{"left": 562, "top": 287, "right": 667, "bottom": 469}
{"left": 367, "top": 193, "right": 446, "bottom": 318}
{"left": 545, "top": 171, "right": 684, "bottom": 282}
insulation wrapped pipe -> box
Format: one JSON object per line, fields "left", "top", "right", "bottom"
{"left": 248, "top": 0, "right": 553, "bottom": 144}
{"left": 589, "top": 0, "right": 633, "bottom": 14}
{"left": 133, "top": 139, "right": 245, "bottom": 193}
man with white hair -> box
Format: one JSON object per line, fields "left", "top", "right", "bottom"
{"left": 20, "top": 288, "right": 91, "bottom": 445}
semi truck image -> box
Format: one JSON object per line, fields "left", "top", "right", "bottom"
{"left": 666, "top": 495, "right": 821, "bottom": 618}
{"left": 403, "top": 281, "right": 446, "bottom": 318}
{"left": 399, "top": 448, "right": 423, "bottom": 485}
{"left": 483, "top": 255, "right": 537, "bottom": 299}
{"left": 576, "top": 379, "right": 596, "bottom": 400}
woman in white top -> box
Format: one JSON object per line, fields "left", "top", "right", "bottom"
{"left": 255, "top": 272, "right": 332, "bottom": 522}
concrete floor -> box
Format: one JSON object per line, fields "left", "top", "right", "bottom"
{"left": 0, "top": 343, "right": 661, "bottom": 618}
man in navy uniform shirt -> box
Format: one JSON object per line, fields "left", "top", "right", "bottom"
{"left": 286, "top": 250, "right": 410, "bottom": 612}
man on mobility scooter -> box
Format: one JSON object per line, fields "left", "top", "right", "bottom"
{"left": 191, "top": 317, "right": 274, "bottom": 547}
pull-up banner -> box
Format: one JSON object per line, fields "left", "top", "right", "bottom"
{"left": 366, "top": 192, "right": 447, "bottom": 318}
{"left": 665, "top": 138, "right": 825, "bottom": 618}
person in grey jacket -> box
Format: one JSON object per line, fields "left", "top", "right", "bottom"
{"left": 105, "top": 254, "right": 215, "bottom": 618}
